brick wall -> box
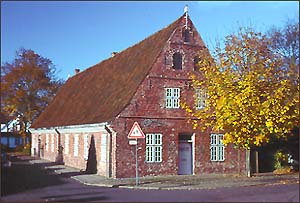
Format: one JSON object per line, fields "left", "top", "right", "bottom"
{"left": 31, "top": 15, "right": 247, "bottom": 179}
{"left": 109, "top": 16, "right": 246, "bottom": 178}
{"left": 31, "top": 131, "right": 110, "bottom": 176}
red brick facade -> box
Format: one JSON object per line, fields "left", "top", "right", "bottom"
{"left": 109, "top": 16, "right": 246, "bottom": 178}
{"left": 31, "top": 13, "right": 246, "bottom": 178}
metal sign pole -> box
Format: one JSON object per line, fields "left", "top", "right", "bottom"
{"left": 135, "top": 138, "right": 138, "bottom": 186}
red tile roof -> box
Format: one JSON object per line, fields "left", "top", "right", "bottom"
{"left": 32, "top": 15, "right": 185, "bottom": 128}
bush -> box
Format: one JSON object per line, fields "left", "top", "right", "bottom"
{"left": 273, "top": 167, "right": 292, "bottom": 175}
{"left": 274, "top": 150, "right": 289, "bottom": 169}
{"left": 13, "top": 143, "right": 31, "bottom": 155}
{"left": 1, "top": 144, "right": 8, "bottom": 152}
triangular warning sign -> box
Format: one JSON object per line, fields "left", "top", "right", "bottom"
{"left": 128, "top": 122, "right": 145, "bottom": 139}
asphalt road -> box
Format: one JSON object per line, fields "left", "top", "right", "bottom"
{"left": 1, "top": 156, "right": 299, "bottom": 202}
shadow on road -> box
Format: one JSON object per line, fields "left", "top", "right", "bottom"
{"left": 1, "top": 155, "right": 81, "bottom": 196}
{"left": 41, "top": 191, "right": 109, "bottom": 202}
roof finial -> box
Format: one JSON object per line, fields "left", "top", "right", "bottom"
{"left": 184, "top": 5, "right": 188, "bottom": 29}
{"left": 184, "top": 5, "right": 188, "bottom": 14}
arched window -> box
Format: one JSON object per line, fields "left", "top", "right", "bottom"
{"left": 194, "top": 57, "right": 200, "bottom": 71}
{"left": 173, "top": 53, "right": 182, "bottom": 70}
{"left": 183, "top": 29, "right": 190, "bottom": 42}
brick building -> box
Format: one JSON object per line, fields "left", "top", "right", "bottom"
{"left": 30, "top": 10, "right": 246, "bottom": 178}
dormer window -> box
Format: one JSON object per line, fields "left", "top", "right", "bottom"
{"left": 173, "top": 53, "right": 182, "bottom": 70}
{"left": 183, "top": 29, "right": 190, "bottom": 42}
{"left": 194, "top": 57, "right": 200, "bottom": 71}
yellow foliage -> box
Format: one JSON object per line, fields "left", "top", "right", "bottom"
{"left": 182, "top": 27, "right": 299, "bottom": 149}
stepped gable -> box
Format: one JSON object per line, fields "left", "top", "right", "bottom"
{"left": 32, "top": 14, "right": 185, "bottom": 128}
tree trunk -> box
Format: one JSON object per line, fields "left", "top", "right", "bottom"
{"left": 246, "top": 149, "right": 251, "bottom": 177}
{"left": 238, "top": 148, "right": 240, "bottom": 174}
{"left": 255, "top": 151, "right": 259, "bottom": 174}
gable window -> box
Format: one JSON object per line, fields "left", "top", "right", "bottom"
{"left": 173, "top": 53, "right": 182, "bottom": 70}
{"left": 194, "top": 57, "right": 200, "bottom": 71}
{"left": 210, "top": 134, "right": 225, "bottom": 161}
{"left": 146, "top": 133, "right": 162, "bottom": 163}
{"left": 165, "top": 88, "right": 180, "bottom": 108}
{"left": 183, "top": 29, "right": 190, "bottom": 42}
{"left": 195, "top": 88, "right": 207, "bottom": 109}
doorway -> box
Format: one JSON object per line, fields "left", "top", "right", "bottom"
{"left": 178, "top": 134, "right": 193, "bottom": 175}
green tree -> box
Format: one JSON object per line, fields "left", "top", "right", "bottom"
{"left": 1, "top": 48, "right": 63, "bottom": 138}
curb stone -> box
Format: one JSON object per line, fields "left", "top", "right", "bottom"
{"left": 71, "top": 176, "right": 116, "bottom": 188}
{"left": 118, "top": 185, "right": 161, "bottom": 190}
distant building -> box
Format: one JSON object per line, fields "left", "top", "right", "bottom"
{"left": 1, "top": 116, "right": 30, "bottom": 149}
{"left": 30, "top": 10, "right": 246, "bottom": 178}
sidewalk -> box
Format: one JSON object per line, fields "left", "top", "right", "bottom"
{"left": 29, "top": 158, "right": 299, "bottom": 190}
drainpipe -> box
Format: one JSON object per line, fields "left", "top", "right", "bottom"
{"left": 105, "top": 125, "right": 113, "bottom": 178}
{"left": 55, "top": 128, "right": 64, "bottom": 164}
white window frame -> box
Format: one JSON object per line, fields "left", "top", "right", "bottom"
{"left": 100, "top": 134, "right": 107, "bottom": 163}
{"left": 84, "top": 134, "right": 89, "bottom": 160}
{"left": 56, "top": 134, "right": 59, "bottom": 152}
{"left": 46, "top": 134, "right": 49, "bottom": 151}
{"left": 31, "top": 136, "right": 35, "bottom": 155}
{"left": 74, "top": 134, "right": 79, "bottom": 157}
{"left": 165, "top": 88, "right": 180, "bottom": 108}
{"left": 195, "top": 88, "right": 207, "bottom": 110}
{"left": 146, "top": 133, "right": 162, "bottom": 163}
{"left": 64, "top": 134, "right": 69, "bottom": 154}
{"left": 51, "top": 134, "right": 54, "bottom": 152}
{"left": 210, "top": 134, "right": 225, "bottom": 161}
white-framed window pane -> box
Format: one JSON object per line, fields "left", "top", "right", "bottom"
{"left": 146, "top": 146, "right": 150, "bottom": 162}
{"left": 166, "top": 88, "right": 172, "bottom": 108}
{"left": 173, "top": 98, "right": 179, "bottom": 108}
{"left": 166, "top": 98, "right": 172, "bottom": 108}
{"left": 195, "top": 88, "right": 207, "bottom": 109}
{"left": 155, "top": 146, "right": 162, "bottom": 162}
{"left": 210, "top": 134, "right": 225, "bottom": 161}
{"left": 146, "top": 134, "right": 162, "bottom": 163}
{"left": 173, "top": 88, "right": 180, "bottom": 108}
{"left": 51, "top": 134, "right": 54, "bottom": 152}
{"left": 84, "top": 134, "right": 89, "bottom": 160}
{"left": 218, "top": 135, "right": 224, "bottom": 145}
{"left": 56, "top": 134, "right": 59, "bottom": 152}
{"left": 74, "top": 134, "right": 79, "bottom": 156}
{"left": 219, "top": 146, "right": 225, "bottom": 161}
{"left": 155, "top": 134, "right": 161, "bottom": 145}
{"left": 46, "top": 134, "right": 49, "bottom": 151}
{"left": 65, "top": 134, "right": 69, "bottom": 154}
{"left": 210, "top": 134, "right": 217, "bottom": 145}
{"left": 100, "top": 134, "right": 107, "bottom": 162}
{"left": 166, "top": 88, "right": 172, "bottom": 97}
{"left": 210, "top": 146, "right": 217, "bottom": 161}
{"left": 165, "top": 88, "right": 180, "bottom": 108}
{"left": 146, "top": 134, "right": 150, "bottom": 145}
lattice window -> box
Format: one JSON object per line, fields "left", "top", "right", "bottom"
{"left": 210, "top": 134, "right": 225, "bottom": 161}
{"left": 165, "top": 88, "right": 180, "bottom": 108}
{"left": 146, "top": 134, "right": 162, "bottom": 163}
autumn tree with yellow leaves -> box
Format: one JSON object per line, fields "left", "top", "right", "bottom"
{"left": 1, "top": 48, "right": 63, "bottom": 141}
{"left": 182, "top": 26, "right": 299, "bottom": 150}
